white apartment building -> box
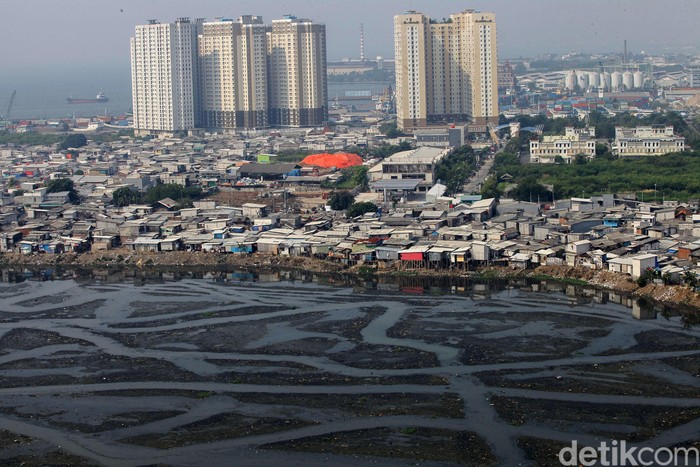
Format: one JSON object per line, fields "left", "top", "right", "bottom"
{"left": 613, "top": 126, "right": 685, "bottom": 157}
{"left": 131, "top": 18, "right": 201, "bottom": 137}
{"left": 530, "top": 127, "right": 597, "bottom": 163}
{"left": 238, "top": 16, "right": 270, "bottom": 129}
{"left": 198, "top": 20, "right": 238, "bottom": 130}
{"left": 132, "top": 15, "right": 327, "bottom": 133}
{"left": 198, "top": 16, "right": 269, "bottom": 130}
{"left": 394, "top": 10, "right": 498, "bottom": 132}
{"left": 687, "top": 63, "right": 700, "bottom": 88}
{"left": 268, "top": 16, "right": 327, "bottom": 127}
{"left": 394, "top": 12, "right": 429, "bottom": 132}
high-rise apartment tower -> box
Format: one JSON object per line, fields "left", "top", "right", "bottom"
{"left": 268, "top": 16, "right": 328, "bottom": 127}
{"left": 394, "top": 10, "right": 498, "bottom": 132}
{"left": 131, "top": 18, "right": 202, "bottom": 137}
{"left": 132, "top": 15, "right": 327, "bottom": 134}
{"left": 198, "top": 16, "right": 270, "bottom": 131}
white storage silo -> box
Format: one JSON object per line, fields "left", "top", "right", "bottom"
{"left": 565, "top": 71, "right": 576, "bottom": 91}
{"left": 577, "top": 70, "right": 589, "bottom": 89}
{"left": 601, "top": 72, "right": 611, "bottom": 91}
{"left": 611, "top": 71, "right": 622, "bottom": 90}
{"left": 633, "top": 71, "right": 644, "bottom": 89}
{"left": 588, "top": 72, "right": 600, "bottom": 88}
{"left": 622, "top": 71, "right": 634, "bottom": 90}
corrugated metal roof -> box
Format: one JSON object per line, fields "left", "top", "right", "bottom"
{"left": 238, "top": 163, "right": 299, "bottom": 175}
{"left": 371, "top": 179, "right": 422, "bottom": 190}
{"left": 399, "top": 245, "right": 432, "bottom": 253}
{"left": 427, "top": 246, "right": 456, "bottom": 253}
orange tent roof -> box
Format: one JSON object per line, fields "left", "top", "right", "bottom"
{"left": 300, "top": 152, "right": 363, "bottom": 169}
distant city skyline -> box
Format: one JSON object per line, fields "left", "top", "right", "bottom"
{"left": 2, "top": 0, "right": 700, "bottom": 77}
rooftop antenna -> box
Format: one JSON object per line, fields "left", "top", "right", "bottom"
{"left": 624, "top": 39, "right": 627, "bottom": 64}
{"left": 360, "top": 23, "right": 365, "bottom": 62}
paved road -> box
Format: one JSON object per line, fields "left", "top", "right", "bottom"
{"left": 463, "top": 152, "right": 497, "bottom": 194}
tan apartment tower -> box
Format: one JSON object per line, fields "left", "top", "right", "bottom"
{"left": 131, "top": 18, "right": 202, "bottom": 137}
{"left": 394, "top": 10, "right": 498, "bottom": 132}
{"left": 238, "top": 16, "right": 270, "bottom": 128}
{"left": 268, "top": 15, "right": 327, "bottom": 127}
{"left": 198, "top": 16, "right": 269, "bottom": 131}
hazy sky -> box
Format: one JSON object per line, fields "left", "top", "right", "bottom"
{"left": 2, "top": 0, "right": 699, "bottom": 75}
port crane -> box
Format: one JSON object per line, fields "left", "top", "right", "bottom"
{"left": 2, "top": 90, "right": 16, "bottom": 121}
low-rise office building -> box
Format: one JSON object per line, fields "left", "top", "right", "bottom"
{"left": 369, "top": 146, "right": 449, "bottom": 194}
{"left": 414, "top": 124, "right": 467, "bottom": 148}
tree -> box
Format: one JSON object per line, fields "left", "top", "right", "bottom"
{"left": 344, "top": 140, "right": 412, "bottom": 161}
{"left": 351, "top": 166, "right": 369, "bottom": 188}
{"left": 143, "top": 182, "right": 204, "bottom": 207}
{"left": 574, "top": 154, "right": 588, "bottom": 165}
{"left": 46, "top": 178, "right": 79, "bottom": 203}
{"left": 338, "top": 166, "right": 368, "bottom": 189}
{"left": 511, "top": 176, "right": 551, "bottom": 202}
{"left": 275, "top": 149, "right": 314, "bottom": 163}
{"left": 493, "top": 151, "right": 519, "bottom": 168}
{"left": 378, "top": 122, "right": 404, "bottom": 138}
{"left": 112, "top": 187, "right": 141, "bottom": 207}
{"left": 476, "top": 146, "right": 700, "bottom": 201}
{"left": 58, "top": 134, "right": 87, "bottom": 151}
{"left": 504, "top": 136, "right": 523, "bottom": 154}
{"left": 513, "top": 62, "right": 527, "bottom": 74}
{"left": 595, "top": 143, "right": 609, "bottom": 157}
{"left": 480, "top": 175, "right": 502, "bottom": 200}
{"left": 661, "top": 271, "right": 673, "bottom": 286}
{"left": 683, "top": 270, "right": 698, "bottom": 288}
{"left": 328, "top": 191, "right": 354, "bottom": 211}
{"left": 434, "top": 145, "right": 477, "bottom": 195}
{"left": 637, "top": 268, "right": 659, "bottom": 287}
{"left": 326, "top": 68, "right": 393, "bottom": 83}
{"left": 347, "top": 201, "right": 378, "bottom": 218}
{"left": 397, "top": 141, "right": 412, "bottom": 151}
{"left": 0, "top": 131, "right": 64, "bottom": 146}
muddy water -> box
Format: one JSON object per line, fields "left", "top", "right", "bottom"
{"left": 0, "top": 269, "right": 699, "bottom": 466}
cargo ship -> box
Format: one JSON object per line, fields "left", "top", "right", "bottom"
{"left": 66, "top": 92, "right": 109, "bottom": 104}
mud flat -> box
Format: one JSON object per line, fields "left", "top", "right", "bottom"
{"left": 0, "top": 274, "right": 699, "bottom": 465}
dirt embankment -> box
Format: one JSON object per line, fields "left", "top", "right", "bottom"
{"left": 529, "top": 265, "right": 638, "bottom": 292}
{"left": 635, "top": 283, "right": 700, "bottom": 309}
{"left": 2, "top": 250, "right": 700, "bottom": 310}
{"left": 520, "top": 265, "right": 700, "bottom": 309}
{"left": 0, "top": 249, "right": 344, "bottom": 275}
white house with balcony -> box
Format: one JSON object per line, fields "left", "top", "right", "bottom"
{"left": 613, "top": 126, "right": 685, "bottom": 157}
{"left": 529, "top": 126, "right": 596, "bottom": 163}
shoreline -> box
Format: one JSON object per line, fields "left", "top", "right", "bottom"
{"left": 3, "top": 249, "right": 700, "bottom": 312}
